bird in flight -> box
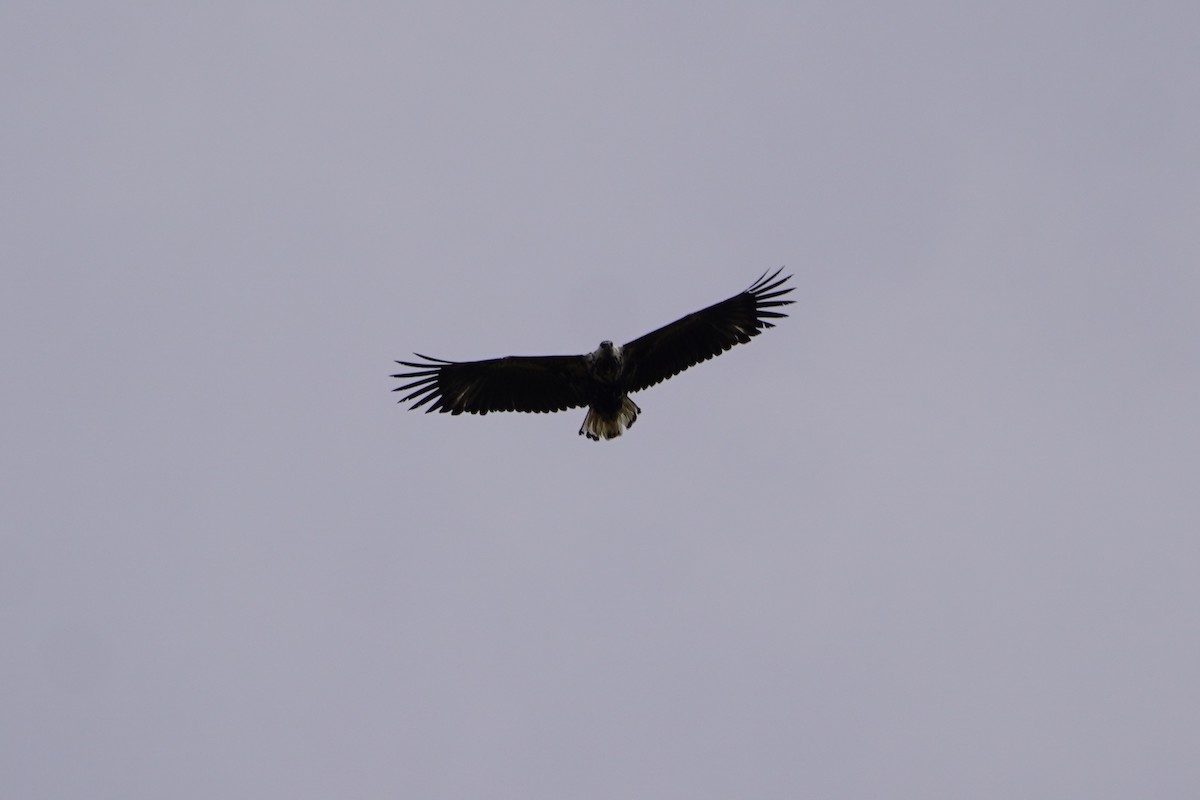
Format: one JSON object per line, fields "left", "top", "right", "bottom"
{"left": 393, "top": 269, "right": 794, "bottom": 440}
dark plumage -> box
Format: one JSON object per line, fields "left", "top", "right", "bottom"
{"left": 393, "top": 269, "right": 794, "bottom": 440}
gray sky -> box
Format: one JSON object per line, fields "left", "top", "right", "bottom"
{"left": 3, "top": 2, "right": 1199, "bottom": 797}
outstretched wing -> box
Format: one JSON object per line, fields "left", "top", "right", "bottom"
{"left": 621, "top": 268, "right": 794, "bottom": 393}
{"left": 392, "top": 354, "right": 590, "bottom": 415}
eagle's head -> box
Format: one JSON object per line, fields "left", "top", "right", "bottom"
{"left": 588, "top": 340, "right": 624, "bottom": 382}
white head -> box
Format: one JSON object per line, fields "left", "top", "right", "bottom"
{"left": 588, "top": 340, "right": 624, "bottom": 380}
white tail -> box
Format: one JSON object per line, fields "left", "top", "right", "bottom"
{"left": 579, "top": 397, "right": 641, "bottom": 441}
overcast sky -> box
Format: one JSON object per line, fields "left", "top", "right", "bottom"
{"left": 3, "top": 2, "right": 1199, "bottom": 798}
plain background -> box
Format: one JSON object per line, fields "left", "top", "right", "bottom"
{"left": 3, "top": 2, "right": 1198, "bottom": 797}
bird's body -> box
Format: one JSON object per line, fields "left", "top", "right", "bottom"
{"left": 393, "top": 269, "right": 793, "bottom": 440}
{"left": 578, "top": 341, "right": 640, "bottom": 440}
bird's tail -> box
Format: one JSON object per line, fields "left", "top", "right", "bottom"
{"left": 579, "top": 397, "right": 640, "bottom": 441}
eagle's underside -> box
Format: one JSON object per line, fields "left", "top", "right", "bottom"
{"left": 393, "top": 268, "right": 793, "bottom": 440}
